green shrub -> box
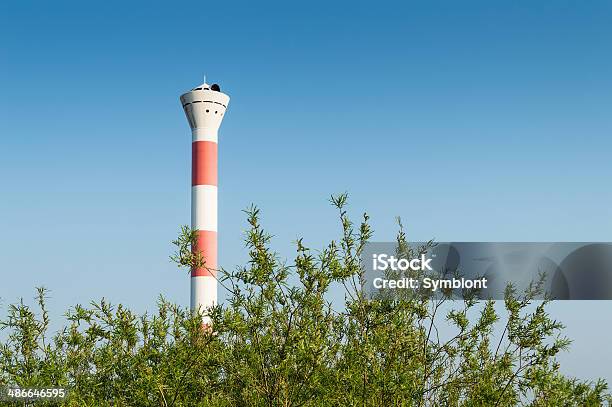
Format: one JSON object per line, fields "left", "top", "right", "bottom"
{"left": 1, "top": 195, "right": 609, "bottom": 406}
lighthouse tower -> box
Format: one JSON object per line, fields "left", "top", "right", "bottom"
{"left": 180, "top": 82, "right": 230, "bottom": 323}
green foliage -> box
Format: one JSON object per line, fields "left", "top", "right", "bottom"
{"left": 0, "top": 195, "right": 610, "bottom": 406}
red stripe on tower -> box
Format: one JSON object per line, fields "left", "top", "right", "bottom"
{"left": 192, "top": 141, "right": 218, "bottom": 186}
{"left": 192, "top": 231, "right": 217, "bottom": 277}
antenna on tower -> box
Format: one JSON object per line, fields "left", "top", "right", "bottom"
{"left": 203, "top": 74, "right": 207, "bottom": 84}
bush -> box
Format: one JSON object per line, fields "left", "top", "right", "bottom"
{"left": 1, "top": 195, "right": 610, "bottom": 406}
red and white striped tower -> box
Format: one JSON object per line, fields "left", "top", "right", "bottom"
{"left": 180, "top": 82, "right": 230, "bottom": 323}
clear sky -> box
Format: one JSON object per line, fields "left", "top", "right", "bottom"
{"left": 1, "top": 0, "right": 611, "bottom": 384}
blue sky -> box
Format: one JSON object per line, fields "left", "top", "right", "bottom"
{"left": 1, "top": 0, "right": 611, "bottom": 384}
